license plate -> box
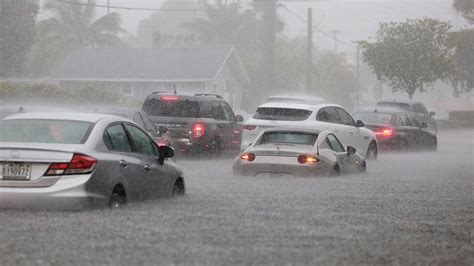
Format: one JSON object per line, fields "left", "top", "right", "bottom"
{"left": 1, "top": 163, "right": 31, "bottom": 180}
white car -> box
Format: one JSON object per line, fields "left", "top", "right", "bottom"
{"left": 241, "top": 102, "right": 378, "bottom": 159}
{"left": 233, "top": 129, "right": 366, "bottom": 177}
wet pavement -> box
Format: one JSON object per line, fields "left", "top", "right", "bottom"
{"left": 0, "top": 129, "right": 472, "bottom": 265}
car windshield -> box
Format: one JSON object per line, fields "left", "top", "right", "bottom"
{"left": 253, "top": 107, "right": 312, "bottom": 121}
{"left": 353, "top": 112, "right": 395, "bottom": 125}
{"left": 0, "top": 119, "right": 92, "bottom": 144}
{"left": 258, "top": 132, "right": 318, "bottom": 145}
{"left": 142, "top": 98, "right": 199, "bottom": 117}
{"left": 375, "top": 102, "right": 411, "bottom": 111}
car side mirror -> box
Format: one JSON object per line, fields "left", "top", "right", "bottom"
{"left": 347, "top": 146, "right": 356, "bottom": 155}
{"left": 158, "top": 126, "right": 168, "bottom": 136}
{"left": 236, "top": 115, "right": 244, "bottom": 122}
{"left": 158, "top": 145, "right": 174, "bottom": 165}
{"left": 421, "top": 122, "right": 429, "bottom": 128}
{"left": 356, "top": 120, "right": 365, "bottom": 128}
{"left": 429, "top": 111, "right": 436, "bottom": 117}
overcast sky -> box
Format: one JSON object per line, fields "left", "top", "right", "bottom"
{"left": 39, "top": 0, "right": 467, "bottom": 58}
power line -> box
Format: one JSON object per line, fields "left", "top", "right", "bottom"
{"left": 280, "top": 3, "right": 355, "bottom": 48}
{"left": 55, "top": 0, "right": 204, "bottom": 12}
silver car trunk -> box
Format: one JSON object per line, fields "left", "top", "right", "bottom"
{"left": 0, "top": 143, "right": 77, "bottom": 186}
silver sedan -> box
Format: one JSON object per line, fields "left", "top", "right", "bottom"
{"left": 233, "top": 129, "right": 367, "bottom": 177}
{"left": 0, "top": 112, "right": 185, "bottom": 210}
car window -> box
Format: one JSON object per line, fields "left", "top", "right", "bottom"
{"left": 258, "top": 132, "right": 318, "bottom": 145}
{"left": 221, "top": 102, "right": 235, "bottom": 121}
{"left": 124, "top": 124, "right": 156, "bottom": 156}
{"left": 139, "top": 111, "right": 158, "bottom": 133}
{"left": 0, "top": 119, "right": 92, "bottom": 144}
{"left": 334, "top": 107, "right": 355, "bottom": 126}
{"left": 132, "top": 112, "right": 145, "bottom": 128}
{"left": 353, "top": 112, "right": 394, "bottom": 125}
{"left": 253, "top": 107, "right": 312, "bottom": 121}
{"left": 142, "top": 97, "right": 199, "bottom": 117}
{"left": 210, "top": 101, "right": 225, "bottom": 120}
{"left": 413, "top": 104, "right": 428, "bottom": 114}
{"left": 325, "top": 134, "right": 345, "bottom": 153}
{"left": 396, "top": 113, "right": 412, "bottom": 126}
{"left": 408, "top": 115, "right": 421, "bottom": 127}
{"left": 104, "top": 124, "right": 133, "bottom": 152}
{"left": 316, "top": 107, "right": 339, "bottom": 123}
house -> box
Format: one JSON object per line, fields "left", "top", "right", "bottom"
{"left": 49, "top": 47, "right": 252, "bottom": 110}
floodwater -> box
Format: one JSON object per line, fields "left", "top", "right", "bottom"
{"left": 0, "top": 129, "right": 472, "bottom": 265}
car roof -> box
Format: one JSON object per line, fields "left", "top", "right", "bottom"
{"left": 146, "top": 92, "right": 224, "bottom": 101}
{"left": 265, "top": 94, "right": 327, "bottom": 104}
{"left": 261, "top": 128, "right": 320, "bottom": 134}
{"left": 355, "top": 109, "right": 403, "bottom": 115}
{"left": 4, "top": 112, "right": 122, "bottom": 123}
{"left": 257, "top": 102, "right": 340, "bottom": 111}
{"left": 376, "top": 99, "right": 423, "bottom": 105}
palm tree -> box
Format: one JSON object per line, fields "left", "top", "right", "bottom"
{"left": 30, "top": 0, "right": 125, "bottom": 75}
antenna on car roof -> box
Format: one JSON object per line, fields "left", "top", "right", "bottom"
{"left": 173, "top": 84, "right": 177, "bottom": 95}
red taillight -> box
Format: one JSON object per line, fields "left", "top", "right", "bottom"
{"left": 193, "top": 123, "right": 205, "bottom": 138}
{"left": 297, "top": 154, "right": 319, "bottom": 164}
{"left": 241, "top": 153, "right": 256, "bottom": 161}
{"left": 160, "top": 95, "right": 180, "bottom": 101}
{"left": 45, "top": 154, "right": 97, "bottom": 176}
{"left": 243, "top": 125, "right": 256, "bottom": 131}
{"left": 375, "top": 128, "right": 394, "bottom": 137}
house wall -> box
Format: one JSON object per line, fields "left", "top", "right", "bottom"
{"left": 212, "top": 64, "right": 244, "bottom": 111}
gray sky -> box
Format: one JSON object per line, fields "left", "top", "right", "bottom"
{"left": 39, "top": 0, "right": 467, "bottom": 58}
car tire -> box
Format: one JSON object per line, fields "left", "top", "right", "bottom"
{"left": 172, "top": 178, "right": 185, "bottom": 196}
{"left": 429, "top": 137, "right": 438, "bottom": 151}
{"left": 208, "top": 140, "right": 220, "bottom": 158}
{"left": 359, "top": 161, "right": 367, "bottom": 174}
{"left": 329, "top": 165, "right": 341, "bottom": 177}
{"left": 366, "top": 142, "right": 378, "bottom": 160}
{"left": 108, "top": 192, "right": 126, "bottom": 209}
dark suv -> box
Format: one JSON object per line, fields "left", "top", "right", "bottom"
{"left": 375, "top": 100, "right": 437, "bottom": 134}
{"left": 142, "top": 93, "right": 244, "bottom": 155}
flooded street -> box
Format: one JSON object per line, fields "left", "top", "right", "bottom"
{"left": 0, "top": 129, "right": 472, "bottom": 265}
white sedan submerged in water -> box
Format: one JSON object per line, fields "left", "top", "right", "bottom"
{"left": 234, "top": 128, "right": 367, "bottom": 177}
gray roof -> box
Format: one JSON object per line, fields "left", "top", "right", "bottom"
{"left": 50, "top": 47, "right": 240, "bottom": 81}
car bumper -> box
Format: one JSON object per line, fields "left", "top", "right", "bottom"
{"left": 0, "top": 175, "right": 108, "bottom": 210}
{"left": 233, "top": 157, "right": 330, "bottom": 177}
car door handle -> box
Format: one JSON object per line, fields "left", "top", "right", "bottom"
{"left": 348, "top": 130, "right": 354, "bottom": 134}
{"left": 119, "top": 160, "right": 128, "bottom": 168}
{"left": 144, "top": 164, "right": 151, "bottom": 171}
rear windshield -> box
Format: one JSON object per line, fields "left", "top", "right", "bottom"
{"left": 258, "top": 132, "right": 318, "bottom": 145}
{"left": 253, "top": 108, "right": 312, "bottom": 121}
{"left": 143, "top": 98, "right": 199, "bottom": 118}
{"left": 0, "top": 119, "right": 92, "bottom": 144}
{"left": 353, "top": 112, "right": 395, "bottom": 125}
{"left": 375, "top": 102, "right": 410, "bottom": 111}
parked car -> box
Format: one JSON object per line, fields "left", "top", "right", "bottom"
{"left": 82, "top": 106, "right": 171, "bottom": 147}
{"left": 353, "top": 110, "right": 437, "bottom": 150}
{"left": 241, "top": 102, "right": 378, "bottom": 159}
{"left": 142, "top": 92, "right": 244, "bottom": 155}
{"left": 0, "top": 112, "right": 185, "bottom": 210}
{"left": 233, "top": 129, "right": 366, "bottom": 177}
{"left": 375, "top": 100, "right": 437, "bottom": 134}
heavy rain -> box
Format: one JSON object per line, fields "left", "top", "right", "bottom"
{"left": 0, "top": 0, "right": 473, "bottom": 265}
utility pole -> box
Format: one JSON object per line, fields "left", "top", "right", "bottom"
{"left": 356, "top": 45, "right": 360, "bottom": 109}
{"left": 306, "top": 8, "right": 313, "bottom": 93}
{"left": 262, "top": 0, "right": 277, "bottom": 96}
{"left": 332, "top": 30, "right": 340, "bottom": 54}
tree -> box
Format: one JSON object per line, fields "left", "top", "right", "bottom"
{"left": 359, "top": 18, "right": 456, "bottom": 99}
{"left": 29, "top": 0, "right": 125, "bottom": 76}
{"left": 453, "top": 0, "right": 474, "bottom": 23}
{"left": 314, "top": 52, "right": 357, "bottom": 109}
{"left": 0, "top": 0, "right": 39, "bottom": 77}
